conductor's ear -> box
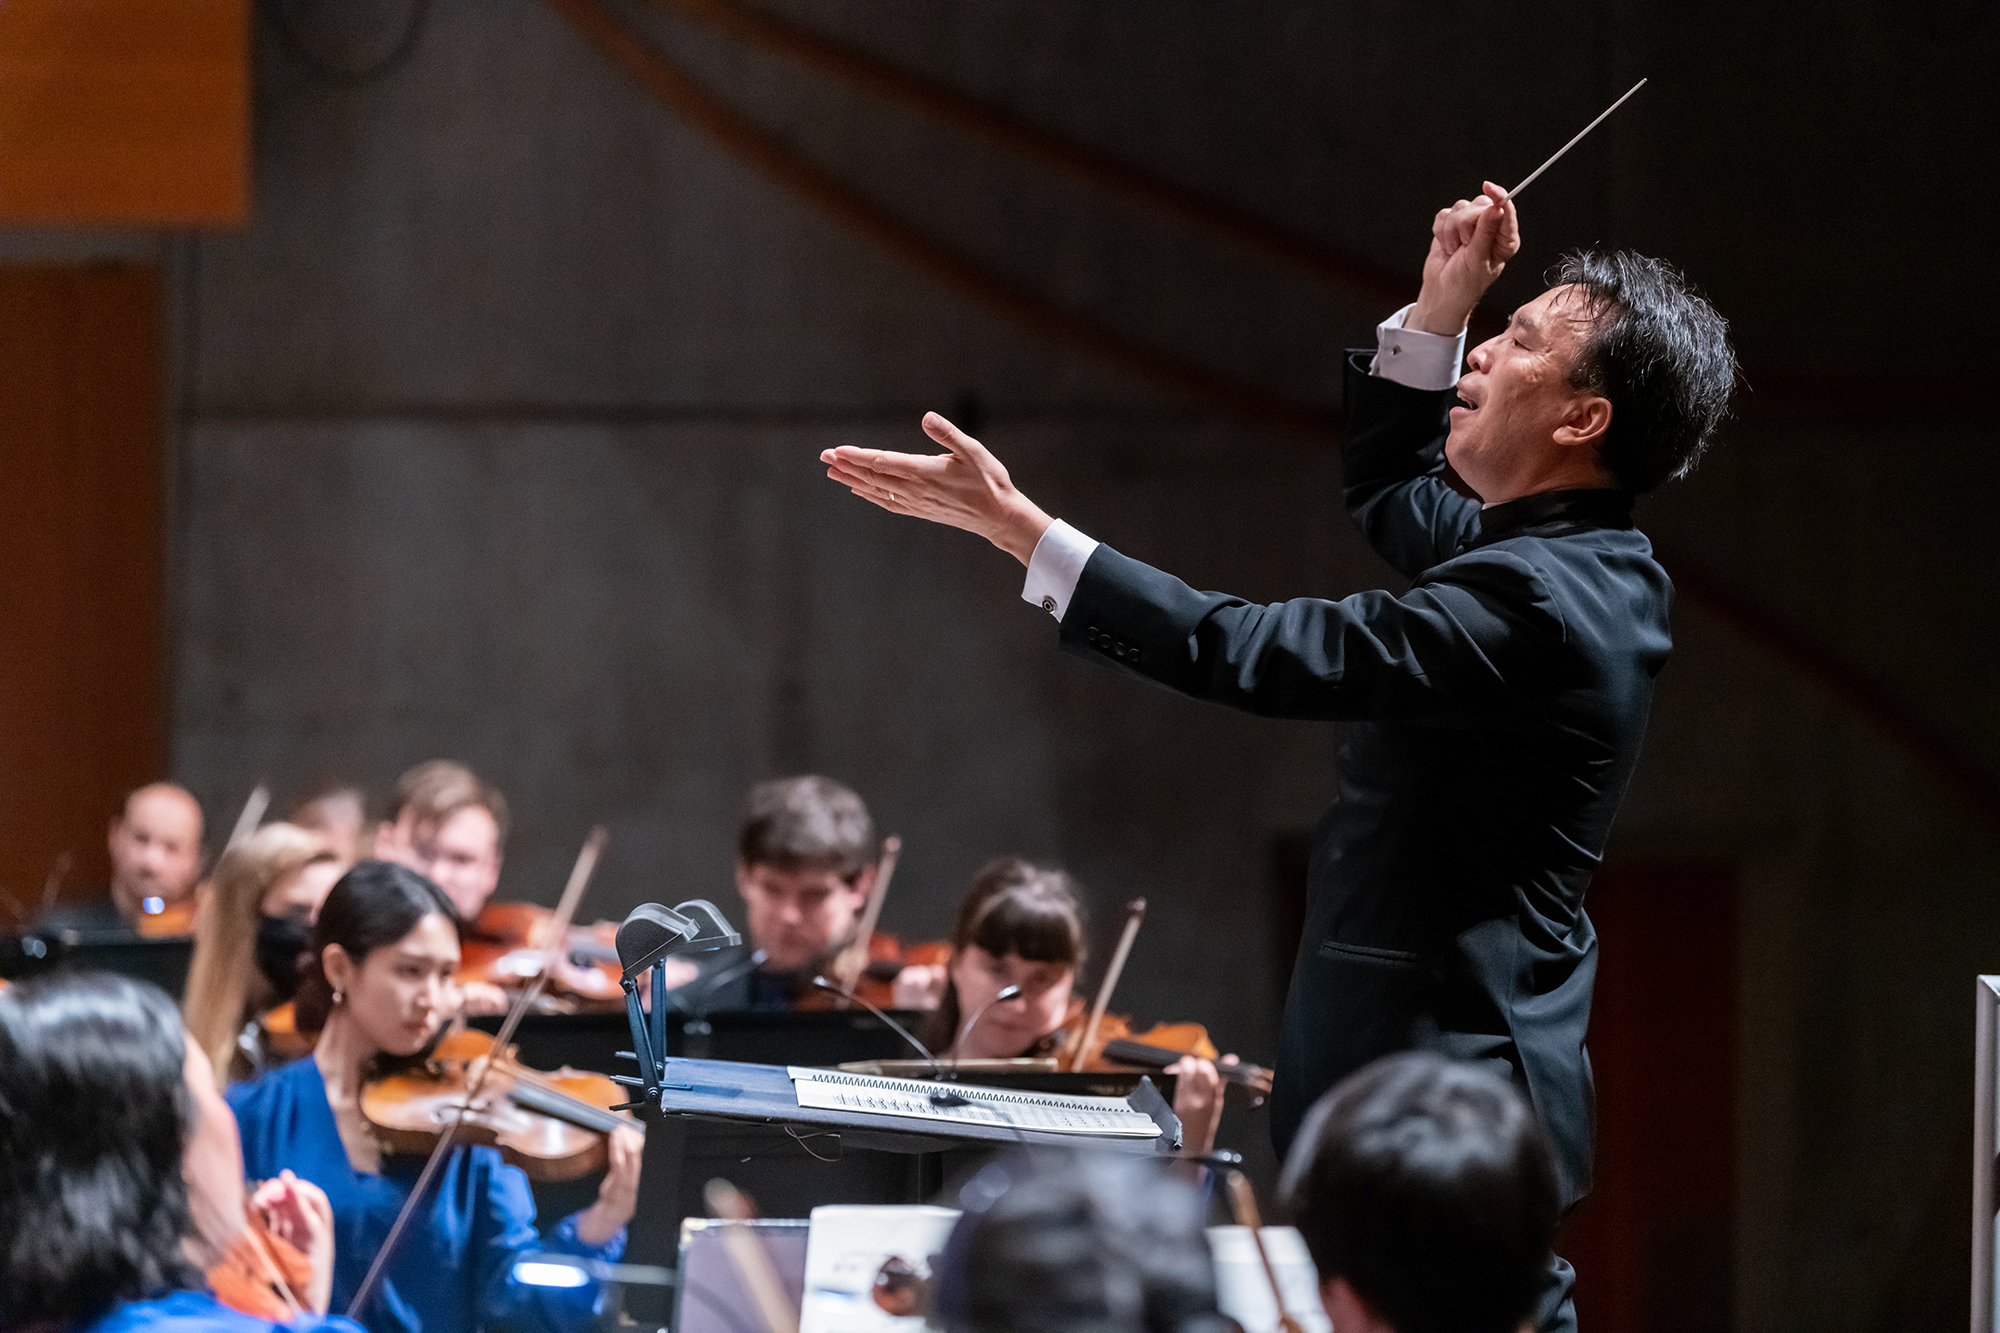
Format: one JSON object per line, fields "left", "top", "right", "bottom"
{"left": 1554, "top": 394, "right": 1612, "bottom": 449}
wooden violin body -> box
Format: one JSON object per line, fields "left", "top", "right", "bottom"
{"left": 1057, "top": 1001, "right": 1274, "bottom": 1104}
{"left": 206, "top": 1206, "right": 314, "bottom": 1320}
{"left": 360, "top": 1027, "right": 639, "bottom": 1182}
{"left": 135, "top": 897, "right": 196, "bottom": 937}
{"left": 257, "top": 1000, "right": 315, "bottom": 1063}
{"left": 460, "top": 901, "right": 626, "bottom": 1008}
{"left": 799, "top": 931, "right": 951, "bottom": 1011}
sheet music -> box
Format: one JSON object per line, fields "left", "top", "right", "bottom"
{"left": 1209, "top": 1227, "right": 1333, "bottom": 1333}
{"left": 787, "top": 1068, "right": 1162, "bottom": 1138}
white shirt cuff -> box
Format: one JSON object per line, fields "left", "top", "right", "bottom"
{"left": 1021, "top": 519, "right": 1099, "bottom": 622}
{"left": 1368, "top": 303, "right": 1466, "bottom": 391}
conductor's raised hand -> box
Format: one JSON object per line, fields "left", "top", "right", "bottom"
{"left": 821, "top": 412, "right": 1054, "bottom": 566}
{"left": 1409, "top": 181, "right": 1520, "bottom": 336}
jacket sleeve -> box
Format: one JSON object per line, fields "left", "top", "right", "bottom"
{"left": 1060, "top": 541, "right": 1567, "bottom": 727}
{"left": 1339, "top": 349, "right": 1482, "bottom": 577}
{"left": 471, "top": 1160, "right": 623, "bottom": 1333}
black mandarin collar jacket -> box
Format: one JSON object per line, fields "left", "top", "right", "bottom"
{"left": 1060, "top": 352, "right": 1672, "bottom": 1207}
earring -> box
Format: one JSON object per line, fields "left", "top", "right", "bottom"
{"left": 332, "top": 988, "right": 345, "bottom": 1007}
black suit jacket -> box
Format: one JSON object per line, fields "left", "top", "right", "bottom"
{"left": 1062, "top": 352, "right": 1672, "bottom": 1207}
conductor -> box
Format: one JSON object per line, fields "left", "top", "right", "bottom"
{"left": 823, "top": 182, "right": 1735, "bottom": 1330}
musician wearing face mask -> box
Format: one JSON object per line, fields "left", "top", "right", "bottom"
{"left": 184, "top": 822, "right": 343, "bottom": 1085}
{"left": 227, "top": 862, "right": 643, "bottom": 1333}
{"left": 914, "top": 858, "right": 1232, "bottom": 1158}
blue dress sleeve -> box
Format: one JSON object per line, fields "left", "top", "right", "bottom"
{"left": 469, "top": 1157, "right": 625, "bottom": 1333}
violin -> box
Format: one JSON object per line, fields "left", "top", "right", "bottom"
{"left": 256, "top": 1000, "right": 316, "bottom": 1063}
{"left": 1058, "top": 1002, "right": 1273, "bottom": 1104}
{"left": 802, "top": 836, "right": 954, "bottom": 1010}
{"left": 1055, "top": 898, "right": 1273, "bottom": 1104}
{"left": 360, "top": 1026, "right": 641, "bottom": 1182}
{"left": 798, "top": 931, "right": 953, "bottom": 1011}
{"left": 346, "top": 829, "right": 616, "bottom": 1320}
{"left": 460, "top": 900, "right": 627, "bottom": 1008}
{"left": 136, "top": 897, "right": 197, "bottom": 937}
{"left": 206, "top": 1200, "right": 316, "bottom": 1320}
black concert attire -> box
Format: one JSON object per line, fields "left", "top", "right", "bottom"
{"left": 1032, "top": 346, "right": 1673, "bottom": 1332}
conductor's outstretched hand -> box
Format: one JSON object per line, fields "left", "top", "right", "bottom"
{"left": 821, "top": 412, "right": 1054, "bottom": 566}
{"left": 1409, "top": 180, "right": 1521, "bottom": 336}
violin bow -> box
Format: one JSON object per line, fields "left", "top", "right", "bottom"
{"left": 345, "top": 827, "right": 609, "bottom": 1319}
{"left": 1064, "top": 897, "right": 1146, "bottom": 1072}
{"left": 39, "top": 850, "right": 72, "bottom": 915}
{"left": 705, "top": 1178, "right": 800, "bottom": 1333}
{"left": 828, "top": 834, "right": 901, "bottom": 1006}
{"left": 226, "top": 784, "right": 272, "bottom": 852}
{"left": 1225, "top": 1170, "right": 1306, "bottom": 1333}
{"left": 241, "top": 1213, "right": 304, "bottom": 1320}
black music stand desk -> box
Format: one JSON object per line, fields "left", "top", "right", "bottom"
{"left": 646, "top": 1055, "right": 1182, "bottom": 1155}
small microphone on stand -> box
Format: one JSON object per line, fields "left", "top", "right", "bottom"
{"left": 950, "top": 985, "right": 1022, "bottom": 1073}
{"left": 809, "top": 976, "right": 942, "bottom": 1078}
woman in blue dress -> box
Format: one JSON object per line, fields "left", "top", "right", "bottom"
{"left": 228, "top": 861, "right": 644, "bottom": 1333}
{"left": 0, "top": 971, "right": 352, "bottom": 1333}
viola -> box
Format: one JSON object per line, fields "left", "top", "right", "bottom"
{"left": 460, "top": 900, "right": 626, "bottom": 1007}
{"left": 360, "top": 1026, "right": 640, "bottom": 1182}
{"left": 206, "top": 1203, "right": 316, "bottom": 1320}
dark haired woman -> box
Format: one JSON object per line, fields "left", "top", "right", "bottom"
{"left": 913, "top": 857, "right": 1231, "bottom": 1157}
{"left": 0, "top": 971, "right": 347, "bottom": 1331}
{"left": 227, "top": 860, "right": 644, "bottom": 1333}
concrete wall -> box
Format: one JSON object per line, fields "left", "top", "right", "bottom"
{"left": 163, "top": 3, "right": 1998, "bottom": 1329}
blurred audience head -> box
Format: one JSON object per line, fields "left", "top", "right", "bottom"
{"left": 0, "top": 972, "right": 245, "bottom": 1326}
{"left": 733, "top": 775, "right": 882, "bottom": 973}
{"left": 1279, "top": 1052, "right": 1559, "bottom": 1333}
{"left": 374, "top": 760, "right": 508, "bottom": 921}
{"left": 930, "top": 1150, "right": 1232, "bottom": 1333}
{"left": 107, "top": 782, "right": 206, "bottom": 923}
{"left": 289, "top": 780, "right": 370, "bottom": 871}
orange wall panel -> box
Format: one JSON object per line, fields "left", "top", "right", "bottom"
{"left": 0, "top": 1, "right": 249, "bottom": 225}
{"left": 0, "top": 266, "right": 165, "bottom": 911}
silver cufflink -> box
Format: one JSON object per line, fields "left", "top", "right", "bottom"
{"left": 1041, "top": 597, "right": 1057, "bottom": 614}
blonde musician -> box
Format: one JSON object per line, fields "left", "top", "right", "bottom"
{"left": 184, "top": 822, "right": 343, "bottom": 1085}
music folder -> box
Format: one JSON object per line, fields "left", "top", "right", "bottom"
{"left": 642, "top": 1055, "right": 1183, "bottom": 1155}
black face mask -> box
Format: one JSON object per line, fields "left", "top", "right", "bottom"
{"left": 255, "top": 912, "right": 314, "bottom": 1000}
